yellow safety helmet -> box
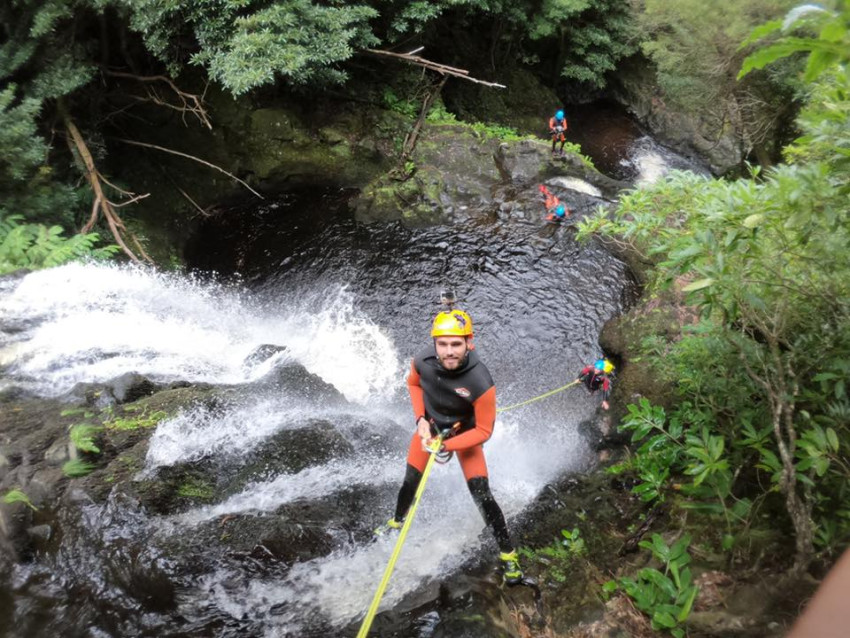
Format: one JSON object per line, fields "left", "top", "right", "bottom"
{"left": 431, "top": 310, "right": 474, "bottom": 337}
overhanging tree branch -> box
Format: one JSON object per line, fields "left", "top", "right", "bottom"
{"left": 113, "top": 138, "right": 264, "bottom": 200}
{"left": 103, "top": 70, "right": 212, "bottom": 130}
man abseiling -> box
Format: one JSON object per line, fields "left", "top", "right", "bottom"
{"left": 376, "top": 309, "right": 523, "bottom": 584}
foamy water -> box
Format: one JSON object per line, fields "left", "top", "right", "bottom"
{"left": 0, "top": 262, "right": 400, "bottom": 402}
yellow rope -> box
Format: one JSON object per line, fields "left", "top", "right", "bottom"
{"left": 356, "top": 435, "right": 444, "bottom": 638}
{"left": 496, "top": 379, "right": 580, "bottom": 413}
{"left": 357, "top": 380, "right": 581, "bottom": 634}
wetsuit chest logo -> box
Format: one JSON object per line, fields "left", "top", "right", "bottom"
{"left": 454, "top": 387, "right": 471, "bottom": 398}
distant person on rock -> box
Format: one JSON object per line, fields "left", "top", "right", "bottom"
{"left": 546, "top": 203, "right": 571, "bottom": 223}
{"left": 375, "top": 308, "right": 523, "bottom": 585}
{"left": 577, "top": 358, "right": 614, "bottom": 410}
{"left": 539, "top": 185, "right": 571, "bottom": 222}
{"left": 549, "top": 109, "right": 568, "bottom": 156}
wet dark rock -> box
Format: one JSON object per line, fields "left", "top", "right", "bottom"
{"left": 107, "top": 372, "right": 160, "bottom": 404}
{"left": 66, "top": 373, "right": 161, "bottom": 407}
{"left": 0, "top": 498, "right": 33, "bottom": 561}
{"left": 0, "top": 386, "right": 34, "bottom": 404}
{"left": 224, "top": 420, "right": 354, "bottom": 495}
{"left": 612, "top": 57, "right": 739, "bottom": 175}
{"left": 353, "top": 122, "right": 622, "bottom": 227}
{"left": 133, "top": 418, "right": 356, "bottom": 516}
{"left": 26, "top": 523, "right": 52, "bottom": 542}
{"left": 65, "top": 382, "right": 119, "bottom": 409}
{"left": 252, "top": 361, "right": 348, "bottom": 407}
{"left": 242, "top": 344, "right": 289, "bottom": 370}
{"left": 43, "top": 437, "right": 74, "bottom": 465}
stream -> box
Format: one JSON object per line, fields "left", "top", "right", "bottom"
{"left": 0, "top": 104, "right": 707, "bottom": 637}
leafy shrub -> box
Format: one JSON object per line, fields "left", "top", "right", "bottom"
{"left": 0, "top": 214, "right": 118, "bottom": 274}
{"left": 605, "top": 534, "right": 699, "bottom": 637}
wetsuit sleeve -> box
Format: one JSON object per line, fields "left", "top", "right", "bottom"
{"left": 407, "top": 360, "right": 426, "bottom": 420}
{"left": 601, "top": 376, "right": 611, "bottom": 402}
{"left": 443, "top": 385, "right": 496, "bottom": 452}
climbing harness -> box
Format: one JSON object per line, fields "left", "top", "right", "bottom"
{"left": 356, "top": 428, "right": 452, "bottom": 638}
{"left": 497, "top": 379, "right": 580, "bottom": 413}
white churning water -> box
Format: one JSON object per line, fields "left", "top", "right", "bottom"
{"left": 0, "top": 262, "right": 400, "bottom": 402}
{"left": 1, "top": 260, "right": 603, "bottom": 635}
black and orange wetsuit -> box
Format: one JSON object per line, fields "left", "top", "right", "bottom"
{"left": 578, "top": 365, "right": 611, "bottom": 402}
{"left": 549, "top": 115, "right": 568, "bottom": 153}
{"left": 393, "top": 346, "right": 513, "bottom": 553}
{"left": 549, "top": 116, "right": 568, "bottom": 141}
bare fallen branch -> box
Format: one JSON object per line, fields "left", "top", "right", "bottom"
{"left": 113, "top": 138, "right": 265, "bottom": 200}
{"left": 59, "top": 102, "right": 150, "bottom": 263}
{"left": 176, "top": 185, "right": 210, "bottom": 217}
{"left": 364, "top": 48, "right": 506, "bottom": 88}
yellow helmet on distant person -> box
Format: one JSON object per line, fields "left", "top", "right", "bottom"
{"left": 431, "top": 310, "right": 474, "bottom": 337}
{"left": 594, "top": 358, "right": 615, "bottom": 374}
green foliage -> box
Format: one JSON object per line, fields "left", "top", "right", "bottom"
{"left": 62, "top": 459, "right": 96, "bottom": 478}
{"left": 382, "top": 88, "right": 419, "bottom": 119}
{"left": 525, "top": 0, "right": 639, "bottom": 89}
{"left": 519, "top": 526, "right": 587, "bottom": 583}
{"left": 560, "top": 527, "right": 587, "bottom": 557}
{"left": 637, "top": 0, "right": 801, "bottom": 153}
{"left": 581, "top": 16, "right": 850, "bottom": 563}
{"left": 69, "top": 424, "right": 103, "bottom": 454}
{"left": 177, "top": 478, "right": 214, "bottom": 500}
{"left": 606, "top": 534, "right": 699, "bottom": 637}
{"left": 0, "top": 214, "right": 119, "bottom": 274}
{"left": 739, "top": 2, "right": 850, "bottom": 81}
{"left": 2, "top": 488, "right": 38, "bottom": 511}
{"left": 104, "top": 409, "right": 168, "bottom": 431}
{"left": 469, "top": 121, "right": 525, "bottom": 142}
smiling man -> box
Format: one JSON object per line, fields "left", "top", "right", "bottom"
{"left": 376, "top": 309, "right": 522, "bottom": 584}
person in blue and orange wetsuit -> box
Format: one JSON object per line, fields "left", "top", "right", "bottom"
{"left": 549, "top": 109, "right": 568, "bottom": 156}
{"left": 539, "top": 184, "right": 572, "bottom": 222}
{"left": 376, "top": 309, "right": 523, "bottom": 584}
{"left": 578, "top": 357, "right": 615, "bottom": 410}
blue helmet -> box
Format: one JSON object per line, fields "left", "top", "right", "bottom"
{"left": 595, "top": 358, "right": 615, "bottom": 373}
{"left": 556, "top": 204, "right": 566, "bottom": 217}
{"left": 555, "top": 110, "right": 565, "bottom": 120}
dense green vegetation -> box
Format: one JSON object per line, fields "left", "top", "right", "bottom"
{"left": 1, "top": 0, "right": 796, "bottom": 271}
{"left": 637, "top": 0, "right": 803, "bottom": 164}
{"left": 578, "top": 2, "right": 850, "bottom": 582}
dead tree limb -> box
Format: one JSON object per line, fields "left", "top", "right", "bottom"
{"left": 113, "top": 138, "right": 264, "bottom": 200}
{"left": 364, "top": 48, "right": 506, "bottom": 88}
{"left": 402, "top": 75, "right": 448, "bottom": 162}
{"left": 103, "top": 70, "right": 212, "bottom": 129}
{"left": 59, "top": 101, "right": 152, "bottom": 263}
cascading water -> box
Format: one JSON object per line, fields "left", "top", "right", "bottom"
{"left": 566, "top": 100, "right": 711, "bottom": 182}
{"left": 0, "top": 184, "right": 634, "bottom": 636}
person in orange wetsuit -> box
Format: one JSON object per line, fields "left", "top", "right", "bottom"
{"left": 376, "top": 309, "right": 523, "bottom": 584}
{"left": 549, "top": 109, "right": 568, "bottom": 156}
{"left": 539, "top": 184, "right": 572, "bottom": 222}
